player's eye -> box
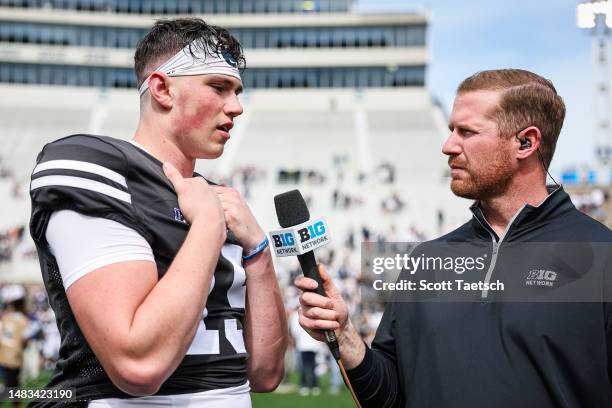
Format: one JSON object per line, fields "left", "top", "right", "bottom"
{"left": 210, "top": 84, "right": 225, "bottom": 92}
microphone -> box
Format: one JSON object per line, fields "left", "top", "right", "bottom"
{"left": 272, "top": 189, "right": 341, "bottom": 360}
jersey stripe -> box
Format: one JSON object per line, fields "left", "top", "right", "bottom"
{"left": 31, "top": 175, "right": 132, "bottom": 204}
{"left": 33, "top": 160, "right": 127, "bottom": 188}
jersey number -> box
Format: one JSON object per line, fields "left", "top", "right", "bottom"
{"left": 186, "top": 245, "right": 247, "bottom": 355}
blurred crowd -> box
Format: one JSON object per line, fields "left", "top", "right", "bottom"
{"left": 0, "top": 284, "right": 60, "bottom": 392}
{"left": 0, "top": 156, "right": 25, "bottom": 200}
{"left": 0, "top": 157, "right": 609, "bottom": 396}
{"left": 215, "top": 165, "right": 267, "bottom": 200}
{"left": 570, "top": 188, "right": 610, "bottom": 225}
{"left": 0, "top": 226, "right": 35, "bottom": 264}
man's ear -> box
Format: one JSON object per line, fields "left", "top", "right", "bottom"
{"left": 515, "top": 126, "right": 541, "bottom": 160}
{"left": 147, "top": 72, "right": 173, "bottom": 110}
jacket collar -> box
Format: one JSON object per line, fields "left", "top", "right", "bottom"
{"left": 469, "top": 185, "right": 575, "bottom": 242}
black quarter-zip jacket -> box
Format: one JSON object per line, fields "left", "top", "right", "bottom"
{"left": 347, "top": 187, "right": 612, "bottom": 408}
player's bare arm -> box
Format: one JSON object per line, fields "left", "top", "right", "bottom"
{"left": 66, "top": 162, "right": 226, "bottom": 396}
{"left": 212, "top": 185, "right": 288, "bottom": 392}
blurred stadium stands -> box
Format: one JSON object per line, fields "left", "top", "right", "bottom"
{"left": 0, "top": 83, "right": 474, "bottom": 283}
{"left": 0, "top": 82, "right": 610, "bottom": 284}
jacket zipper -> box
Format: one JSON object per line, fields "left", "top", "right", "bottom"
{"left": 473, "top": 206, "right": 525, "bottom": 299}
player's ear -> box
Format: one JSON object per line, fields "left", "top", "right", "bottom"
{"left": 147, "top": 72, "right": 173, "bottom": 110}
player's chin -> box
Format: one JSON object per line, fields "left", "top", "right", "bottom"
{"left": 197, "top": 130, "right": 228, "bottom": 155}
{"left": 198, "top": 141, "right": 226, "bottom": 159}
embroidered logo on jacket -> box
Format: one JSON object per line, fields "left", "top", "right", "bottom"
{"left": 525, "top": 269, "right": 557, "bottom": 287}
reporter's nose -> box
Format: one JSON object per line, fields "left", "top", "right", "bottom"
{"left": 442, "top": 132, "right": 462, "bottom": 157}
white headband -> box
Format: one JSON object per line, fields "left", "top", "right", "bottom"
{"left": 138, "top": 40, "right": 241, "bottom": 95}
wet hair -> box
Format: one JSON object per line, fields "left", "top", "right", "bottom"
{"left": 457, "top": 69, "right": 566, "bottom": 167}
{"left": 134, "top": 18, "right": 246, "bottom": 89}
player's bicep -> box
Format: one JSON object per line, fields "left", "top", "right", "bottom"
{"left": 66, "top": 260, "right": 157, "bottom": 361}
{"left": 46, "top": 210, "right": 157, "bottom": 367}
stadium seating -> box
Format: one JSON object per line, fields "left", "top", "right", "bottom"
{"left": 0, "top": 83, "right": 471, "bottom": 283}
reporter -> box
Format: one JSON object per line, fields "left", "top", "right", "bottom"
{"left": 295, "top": 69, "right": 612, "bottom": 408}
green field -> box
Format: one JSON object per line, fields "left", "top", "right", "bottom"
{"left": 252, "top": 390, "right": 354, "bottom": 408}
{"left": 252, "top": 371, "right": 354, "bottom": 408}
{"left": 1, "top": 370, "right": 355, "bottom": 407}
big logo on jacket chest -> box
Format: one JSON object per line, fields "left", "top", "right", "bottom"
{"left": 525, "top": 269, "right": 557, "bottom": 287}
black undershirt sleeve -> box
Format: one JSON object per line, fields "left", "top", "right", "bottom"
{"left": 345, "top": 302, "right": 405, "bottom": 408}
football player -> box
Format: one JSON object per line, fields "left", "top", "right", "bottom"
{"left": 29, "top": 18, "right": 287, "bottom": 407}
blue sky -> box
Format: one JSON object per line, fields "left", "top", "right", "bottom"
{"left": 357, "top": 0, "right": 598, "bottom": 173}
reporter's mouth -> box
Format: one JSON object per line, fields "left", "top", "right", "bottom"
{"left": 450, "top": 168, "right": 466, "bottom": 178}
{"left": 448, "top": 164, "right": 467, "bottom": 178}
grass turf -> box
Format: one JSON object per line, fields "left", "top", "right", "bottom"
{"left": 252, "top": 390, "right": 354, "bottom": 407}
{"left": 252, "top": 371, "right": 354, "bottom": 407}
{"left": 2, "top": 370, "right": 356, "bottom": 407}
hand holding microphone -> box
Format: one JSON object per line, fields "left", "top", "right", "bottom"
{"left": 294, "top": 264, "right": 349, "bottom": 342}
{"left": 295, "top": 263, "right": 365, "bottom": 373}
{"left": 272, "top": 190, "right": 363, "bottom": 408}
{"left": 273, "top": 190, "right": 344, "bottom": 359}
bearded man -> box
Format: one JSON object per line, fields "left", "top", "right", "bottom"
{"left": 295, "top": 69, "right": 612, "bottom": 407}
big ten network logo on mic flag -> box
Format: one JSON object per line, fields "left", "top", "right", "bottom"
{"left": 269, "top": 217, "right": 331, "bottom": 257}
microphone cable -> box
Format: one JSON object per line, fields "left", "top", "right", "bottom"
{"left": 335, "top": 356, "right": 363, "bottom": 408}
